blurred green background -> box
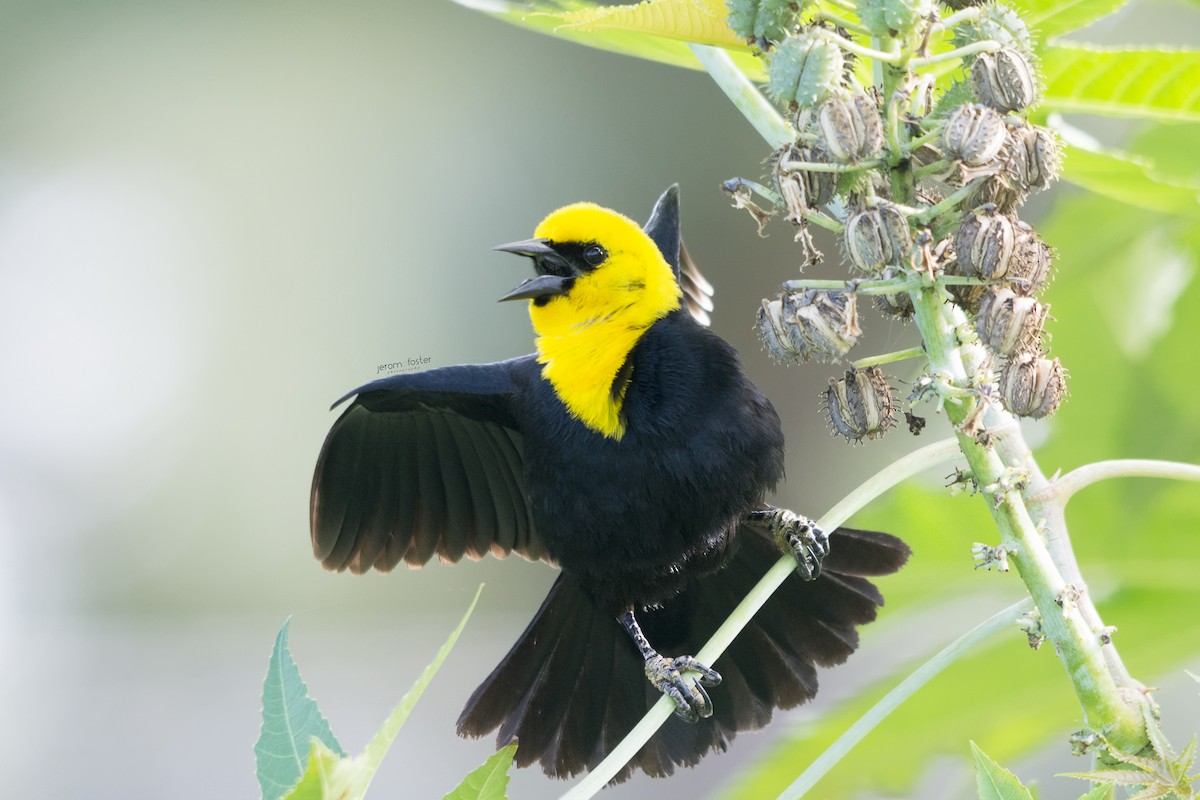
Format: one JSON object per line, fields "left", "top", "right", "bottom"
{"left": 1, "top": 1, "right": 1197, "bottom": 798}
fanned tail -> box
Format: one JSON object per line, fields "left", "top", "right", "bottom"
{"left": 456, "top": 527, "right": 910, "bottom": 781}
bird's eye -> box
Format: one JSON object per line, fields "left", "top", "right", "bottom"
{"left": 582, "top": 243, "right": 608, "bottom": 267}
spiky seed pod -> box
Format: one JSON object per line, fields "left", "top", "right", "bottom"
{"left": 767, "top": 33, "right": 845, "bottom": 109}
{"left": 977, "top": 287, "right": 1047, "bottom": 356}
{"left": 757, "top": 290, "right": 861, "bottom": 363}
{"left": 845, "top": 203, "right": 912, "bottom": 274}
{"left": 972, "top": 49, "right": 1038, "bottom": 113}
{"left": 1007, "top": 223, "right": 1053, "bottom": 295}
{"left": 824, "top": 366, "right": 898, "bottom": 442}
{"left": 942, "top": 103, "right": 1007, "bottom": 167}
{"left": 858, "top": 0, "right": 936, "bottom": 37}
{"left": 955, "top": 206, "right": 1016, "bottom": 279}
{"left": 952, "top": 3, "right": 1032, "bottom": 52}
{"left": 817, "top": 93, "right": 884, "bottom": 162}
{"left": 999, "top": 350, "right": 1066, "bottom": 418}
{"left": 728, "top": 0, "right": 809, "bottom": 49}
{"left": 773, "top": 144, "right": 836, "bottom": 216}
{"left": 873, "top": 267, "right": 914, "bottom": 318}
{"left": 757, "top": 296, "right": 798, "bottom": 362}
{"left": 1005, "top": 123, "right": 1061, "bottom": 194}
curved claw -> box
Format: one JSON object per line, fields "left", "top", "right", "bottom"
{"left": 645, "top": 655, "right": 722, "bottom": 723}
{"left": 780, "top": 517, "right": 829, "bottom": 580}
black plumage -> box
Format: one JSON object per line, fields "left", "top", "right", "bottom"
{"left": 309, "top": 187, "right": 910, "bottom": 780}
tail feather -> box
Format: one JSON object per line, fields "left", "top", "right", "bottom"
{"left": 456, "top": 525, "right": 910, "bottom": 781}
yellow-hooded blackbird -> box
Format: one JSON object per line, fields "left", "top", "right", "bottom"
{"left": 309, "top": 186, "right": 909, "bottom": 781}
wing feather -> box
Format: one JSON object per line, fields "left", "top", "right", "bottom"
{"left": 309, "top": 356, "right": 547, "bottom": 572}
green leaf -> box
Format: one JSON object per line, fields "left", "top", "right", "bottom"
{"left": 358, "top": 584, "right": 484, "bottom": 785}
{"left": 450, "top": 0, "right": 766, "bottom": 79}
{"left": 443, "top": 743, "right": 519, "bottom": 800}
{"left": 549, "top": 0, "right": 745, "bottom": 48}
{"left": 972, "top": 741, "right": 1035, "bottom": 800}
{"left": 282, "top": 741, "right": 369, "bottom": 800}
{"left": 1041, "top": 44, "right": 1200, "bottom": 122}
{"left": 256, "top": 619, "right": 345, "bottom": 800}
{"left": 1077, "top": 783, "right": 1115, "bottom": 800}
{"left": 1007, "top": 0, "right": 1132, "bottom": 43}
{"left": 1061, "top": 769, "right": 1152, "bottom": 785}
{"left": 1057, "top": 142, "right": 1200, "bottom": 216}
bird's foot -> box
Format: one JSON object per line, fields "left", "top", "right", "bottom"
{"left": 746, "top": 506, "right": 830, "bottom": 580}
{"left": 643, "top": 654, "right": 722, "bottom": 723}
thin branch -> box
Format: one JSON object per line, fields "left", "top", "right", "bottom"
{"left": 1041, "top": 459, "right": 1200, "bottom": 507}
{"left": 853, "top": 346, "right": 927, "bottom": 369}
{"left": 557, "top": 438, "right": 964, "bottom": 800}
{"left": 775, "top": 598, "right": 1034, "bottom": 800}
{"left": 687, "top": 44, "right": 793, "bottom": 149}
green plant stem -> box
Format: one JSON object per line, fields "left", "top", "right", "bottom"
{"left": 776, "top": 598, "right": 1034, "bottom": 800}
{"left": 909, "top": 261, "right": 1150, "bottom": 754}
{"left": 558, "top": 438, "right": 965, "bottom": 800}
{"left": 909, "top": 39, "right": 1000, "bottom": 69}
{"left": 1039, "top": 459, "right": 1200, "bottom": 507}
{"left": 852, "top": 346, "right": 927, "bottom": 369}
{"left": 781, "top": 158, "right": 884, "bottom": 174}
{"left": 688, "top": 44, "right": 792, "bottom": 149}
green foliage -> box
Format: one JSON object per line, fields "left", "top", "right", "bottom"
{"left": 1040, "top": 45, "right": 1200, "bottom": 122}
{"left": 443, "top": 744, "right": 519, "bottom": 800}
{"left": 971, "top": 741, "right": 1035, "bottom": 800}
{"left": 256, "top": 587, "right": 503, "bottom": 800}
{"left": 256, "top": 619, "right": 346, "bottom": 800}
{"left": 1007, "top": 0, "right": 1132, "bottom": 43}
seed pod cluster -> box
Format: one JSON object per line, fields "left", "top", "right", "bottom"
{"left": 972, "top": 49, "right": 1038, "bottom": 113}
{"left": 943, "top": 104, "right": 1006, "bottom": 167}
{"left": 728, "top": 0, "right": 810, "bottom": 49}
{"left": 742, "top": 0, "right": 1069, "bottom": 432}
{"left": 757, "top": 289, "right": 861, "bottom": 363}
{"left": 773, "top": 143, "right": 836, "bottom": 218}
{"left": 816, "top": 93, "right": 884, "bottom": 163}
{"left": 999, "top": 350, "right": 1066, "bottom": 418}
{"left": 844, "top": 203, "right": 912, "bottom": 274}
{"left": 824, "top": 366, "right": 899, "bottom": 442}
{"left": 767, "top": 33, "right": 844, "bottom": 108}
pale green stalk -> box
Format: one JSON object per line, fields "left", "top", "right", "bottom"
{"left": 776, "top": 598, "right": 1034, "bottom": 800}
{"left": 558, "top": 438, "right": 965, "bottom": 800}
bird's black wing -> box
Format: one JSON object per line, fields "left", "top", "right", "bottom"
{"left": 310, "top": 355, "right": 546, "bottom": 573}
{"left": 643, "top": 185, "right": 715, "bottom": 327}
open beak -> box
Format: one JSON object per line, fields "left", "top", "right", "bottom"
{"left": 497, "top": 273, "right": 571, "bottom": 303}
{"left": 494, "top": 238, "right": 572, "bottom": 302}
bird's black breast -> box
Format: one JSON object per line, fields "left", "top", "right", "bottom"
{"left": 512, "top": 311, "right": 785, "bottom": 611}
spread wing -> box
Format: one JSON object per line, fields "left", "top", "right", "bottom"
{"left": 310, "top": 356, "right": 547, "bottom": 573}
{"left": 643, "top": 185, "right": 715, "bottom": 327}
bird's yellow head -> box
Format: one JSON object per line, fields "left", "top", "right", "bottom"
{"left": 497, "top": 202, "right": 683, "bottom": 439}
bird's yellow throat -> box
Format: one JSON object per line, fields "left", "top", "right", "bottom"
{"left": 527, "top": 203, "right": 682, "bottom": 440}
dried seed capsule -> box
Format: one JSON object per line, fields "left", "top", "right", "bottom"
{"left": 1007, "top": 223, "right": 1053, "bottom": 294}
{"left": 773, "top": 143, "right": 836, "bottom": 216}
{"left": 728, "top": 0, "right": 810, "bottom": 48}
{"left": 824, "top": 366, "right": 898, "bottom": 442}
{"left": 858, "top": 0, "right": 936, "bottom": 37}
{"left": 955, "top": 206, "right": 1016, "bottom": 279}
{"left": 873, "top": 268, "right": 914, "bottom": 318}
{"left": 817, "top": 93, "right": 884, "bottom": 162}
{"left": 1005, "top": 123, "right": 1061, "bottom": 194}
{"left": 767, "top": 33, "right": 844, "bottom": 108}
{"left": 943, "top": 104, "right": 1007, "bottom": 168}
{"left": 1000, "top": 350, "right": 1066, "bottom": 418}
{"left": 972, "top": 49, "right": 1038, "bottom": 113}
{"left": 977, "top": 287, "right": 1047, "bottom": 356}
{"left": 757, "top": 290, "right": 861, "bottom": 363}
{"left": 845, "top": 203, "right": 912, "bottom": 274}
